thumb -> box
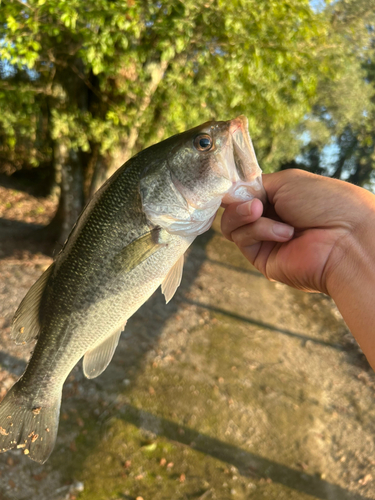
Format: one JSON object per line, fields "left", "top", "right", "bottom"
{"left": 262, "top": 169, "right": 317, "bottom": 205}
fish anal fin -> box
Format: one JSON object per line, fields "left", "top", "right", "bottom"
{"left": 11, "top": 264, "right": 54, "bottom": 345}
{"left": 161, "top": 254, "right": 184, "bottom": 304}
{"left": 83, "top": 324, "right": 126, "bottom": 379}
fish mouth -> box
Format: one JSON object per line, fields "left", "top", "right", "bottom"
{"left": 229, "top": 115, "right": 259, "bottom": 183}
{"left": 221, "top": 115, "right": 267, "bottom": 205}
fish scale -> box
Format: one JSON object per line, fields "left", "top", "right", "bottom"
{"left": 0, "top": 115, "right": 265, "bottom": 463}
{"left": 20, "top": 160, "right": 178, "bottom": 390}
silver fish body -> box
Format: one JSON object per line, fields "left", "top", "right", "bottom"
{"left": 0, "top": 116, "right": 265, "bottom": 463}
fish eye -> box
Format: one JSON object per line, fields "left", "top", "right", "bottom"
{"left": 194, "top": 134, "right": 213, "bottom": 152}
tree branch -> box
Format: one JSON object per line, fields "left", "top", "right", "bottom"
{"left": 114, "top": 59, "right": 169, "bottom": 168}
{"left": 70, "top": 64, "right": 115, "bottom": 105}
{"left": 12, "top": 0, "right": 35, "bottom": 12}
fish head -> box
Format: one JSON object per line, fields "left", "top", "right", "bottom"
{"left": 140, "top": 115, "right": 266, "bottom": 236}
{"left": 164, "top": 115, "right": 266, "bottom": 208}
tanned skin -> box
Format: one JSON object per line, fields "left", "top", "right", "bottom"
{"left": 221, "top": 169, "right": 375, "bottom": 370}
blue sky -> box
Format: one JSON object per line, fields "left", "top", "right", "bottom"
{"left": 310, "top": 0, "right": 326, "bottom": 12}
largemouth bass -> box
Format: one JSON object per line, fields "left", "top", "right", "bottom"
{"left": 0, "top": 116, "right": 265, "bottom": 463}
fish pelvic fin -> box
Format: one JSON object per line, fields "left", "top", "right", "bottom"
{"left": 83, "top": 324, "right": 125, "bottom": 379}
{"left": 0, "top": 381, "right": 61, "bottom": 464}
{"left": 11, "top": 263, "right": 54, "bottom": 345}
{"left": 161, "top": 254, "right": 184, "bottom": 304}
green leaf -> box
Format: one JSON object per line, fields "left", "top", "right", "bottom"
{"left": 6, "top": 15, "right": 18, "bottom": 33}
{"left": 161, "top": 45, "right": 175, "bottom": 62}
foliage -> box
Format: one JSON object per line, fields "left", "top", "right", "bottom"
{"left": 295, "top": 0, "right": 375, "bottom": 188}
{"left": 0, "top": 0, "right": 332, "bottom": 180}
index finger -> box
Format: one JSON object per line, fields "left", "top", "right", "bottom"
{"left": 221, "top": 198, "right": 264, "bottom": 241}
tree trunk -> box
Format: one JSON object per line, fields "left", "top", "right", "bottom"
{"left": 45, "top": 60, "right": 91, "bottom": 247}
{"left": 88, "top": 153, "right": 108, "bottom": 198}
{"left": 348, "top": 161, "right": 373, "bottom": 187}
{"left": 46, "top": 142, "right": 85, "bottom": 247}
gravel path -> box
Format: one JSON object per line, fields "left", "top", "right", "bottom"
{"left": 0, "top": 185, "right": 374, "bottom": 500}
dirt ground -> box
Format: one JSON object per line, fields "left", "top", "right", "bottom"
{"left": 0, "top": 181, "right": 374, "bottom": 500}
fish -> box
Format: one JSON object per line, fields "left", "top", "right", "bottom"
{"left": 0, "top": 115, "right": 265, "bottom": 463}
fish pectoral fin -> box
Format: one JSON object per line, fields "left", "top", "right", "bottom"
{"left": 83, "top": 323, "right": 126, "bottom": 379}
{"left": 114, "top": 227, "right": 168, "bottom": 273}
{"left": 11, "top": 263, "right": 55, "bottom": 345}
{"left": 161, "top": 254, "right": 184, "bottom": 304}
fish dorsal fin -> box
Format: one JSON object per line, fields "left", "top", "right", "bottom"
{"left": 11, "top": 264, "right": 54, "bottom": 345}
{"left": 83, "top": 323, "right": 126, "bottom": 379}
{"left": 161, "top": 254, "right": 184, "bottom": 304}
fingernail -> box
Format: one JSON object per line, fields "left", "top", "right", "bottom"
{"left": 236, "top": 201, "right": 253, "bottom": 216}
{"left": 272, "top": 223, "right": 294, "bottom": 238}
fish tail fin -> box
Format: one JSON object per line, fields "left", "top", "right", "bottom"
{"left": 0, "top": 381, "right": 61, "bottom": 463}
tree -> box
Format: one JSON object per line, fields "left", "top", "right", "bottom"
{"left": 291, "top": 0, "right": 375, "bottom": 189}
{"left": 1, "top": 0, "right": 332, "bottom": 242}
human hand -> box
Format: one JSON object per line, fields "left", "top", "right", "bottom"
{"left": 221, "top": 169, "right": 375, "bottom": 295}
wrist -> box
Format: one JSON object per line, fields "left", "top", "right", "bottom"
{"left": 325, "top": 215, "right": 375, "bottom": 369}
{"left": 326, "top": 230, "right": 373, "bottom": 299}
{"left": 325, "top": 185, "right": 375, "bottom": 298}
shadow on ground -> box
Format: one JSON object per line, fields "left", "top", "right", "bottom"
{"left": 108, "top": 404, "right": 369, "bottom": 500}
{"left": 1, "top": 214, "right": 374, "bottom": 500}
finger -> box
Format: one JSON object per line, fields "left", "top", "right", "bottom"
{"left": 241, "top": 240, "right": 277, "bottom": 274}
{"left": 221, "top": 198, "right": 264, "bottom": 241}
{"left": 231, "top": 217, "right": 294, "bottom": 249}
{"left": 262, "top": 201, "right": 281, "bottom": 222}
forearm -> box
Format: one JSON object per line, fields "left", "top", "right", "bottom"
{"left": 327, "top": 225, "right": 375, "bottom": 370}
